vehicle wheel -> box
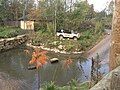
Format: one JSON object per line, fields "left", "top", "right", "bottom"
{"left": 59, "top": 35, "right": 63, "bottom": 40}
{"left": 73, "top": 37, "right": 77, "bottom": 40}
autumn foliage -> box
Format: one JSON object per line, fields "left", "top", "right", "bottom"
{"left": 64, "top": 57, "right": 73, "bottom": 68}
{"left": 29, "top": 48, "right": 48, "bottom": 69}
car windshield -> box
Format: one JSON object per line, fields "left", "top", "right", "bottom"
{"left": 57, "top": 29, "right": 78, "bottom": 34}
{"left": 64, "top": 30, "right": 71, "bottom": 33}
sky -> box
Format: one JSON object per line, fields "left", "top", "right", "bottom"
{"left": 88, "top": 0, "right": 112, "bottom": 12}
{"left": 35, "top": 0, "right": 112, "bottom": 12}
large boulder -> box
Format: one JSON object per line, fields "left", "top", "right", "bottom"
{"left": 90, "top": 66, "right": 120, "bottom": 90}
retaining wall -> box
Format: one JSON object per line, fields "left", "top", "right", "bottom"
{"left": 0, "top": 35, "right": 28, "bottom": 52}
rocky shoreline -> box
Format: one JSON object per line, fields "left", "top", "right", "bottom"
{"left": 26, "top": 43, "right": 83, "bottom": 54}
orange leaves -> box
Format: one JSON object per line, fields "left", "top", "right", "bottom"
{"left": 64, "top": 57, "right": 73, "bottom": 68}
{"left": 38, "top": 54, "right": 47, "bottom": 65}
{"left": 29, "top": 48, "right": 48, "bottom": 69}
{"left": 28, "top": 48, "right": 73, "bottom": 69}
{"left": 36, "top": 61, "right": 42, "bottom": 69}
{"left": 29, "top": 58, "right": 36, "bottom": 64}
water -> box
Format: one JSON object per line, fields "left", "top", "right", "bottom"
{"left": 0, "top": 45, "right": 109, "bottom": 90}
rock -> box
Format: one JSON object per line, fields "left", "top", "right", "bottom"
{"left": 28, "top": 66, "right": 36, "bottom": 70}
{"left": 53, "top": 41, "right": 59, "bottom": 45}
{"left": 90, "top": 66, "right": 120, "bottom": 90}
{"left": 58, "top": 45, "right": 63, "bottom": 50}
{"left": 0, "top": 35, "right": 28, "bottom": 52}
{"left": 54, "top": 48, "right": 59, "bottom": 53}
{"left": 50, "top": 58, "right": 59, "bottom": 64}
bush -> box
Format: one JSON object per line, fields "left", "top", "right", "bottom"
{"left": 41, "top": 80, "right": 89, "bottom": 90}
{"left": 34, "top": 22, "right": 47, "bottom": 32}
{"left": 78, "top": 20, "right": 95, "bottom": 31}
{"left": 95, "top": 21, "right": 105, "bottom": 34}
{"left": 62, "top": 40, "right": 81, "bottom": 52}
{"left": 0, "top": 26, "right": 26, "bottom": 38}
{"left": 43, "top": 82, "right": 57, "bottom": 90}
{"left": 32, "top": 25, "right": 104, "bottom": 52}
{"left": 79, "top": 28, "right": 103, "bottom": 50}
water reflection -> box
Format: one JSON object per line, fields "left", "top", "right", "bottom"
{"left": 0, "top": 45, "right": 109, "bottom": 89}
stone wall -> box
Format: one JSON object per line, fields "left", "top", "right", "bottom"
{"left": 90, "top": 66, "right": 120, "bottom": 90}
{"left": 0, "top": 35, "right": 28, "bottom": 52}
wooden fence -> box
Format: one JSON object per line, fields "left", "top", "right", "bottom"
{"left": 0, "top": 21, "right": 20, "bottom": 27}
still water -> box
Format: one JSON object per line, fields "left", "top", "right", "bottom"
{"left": 0, "top": 45, "right": 109, "bottom": 90}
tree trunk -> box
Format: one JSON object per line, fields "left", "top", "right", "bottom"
{"left": 70, "top": 0, "right": 72, "bottom": 12}
{"left": 110, "top": 72, "right": 120, "bottom": 90}
{"left": 109, "top": 0, "right": 120, "bottom": 70}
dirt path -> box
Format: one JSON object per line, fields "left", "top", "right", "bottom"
{"left": 87, "top": 34, "right": 111, "bottom": 60}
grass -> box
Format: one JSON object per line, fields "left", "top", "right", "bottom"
{"left": 79, "top": 82, "right": 89, "bottom": 90}
{"left": 41, "top": 80, "right": 89, "bottom": 90}
{"left": 32, "top": 31, "right": 82, "bottom": 52}
{"left": 0, "top": 26, "right": 26, "bottom": 38}
{"left": 79, "top": 29, "right": 104, "bottom": 51}
{"left": 32, "top": 28, "right": 104, "bottom": 52}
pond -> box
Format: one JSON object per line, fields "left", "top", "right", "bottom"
{"left": 0, "top": 45, "right": 109, "bottom": 90}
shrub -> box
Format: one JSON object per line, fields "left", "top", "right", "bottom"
{"left": 0, "top": 26, "right": 25, "bottom": 38}
{"left": 95, "top": 21, "right": 105, "bottom": 34}
{"left": 43, "top": 82, "right": 57, "bottom": 90}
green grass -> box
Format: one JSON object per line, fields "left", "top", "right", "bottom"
{"left": 79, "top": 29, "right": 104, "bottom": 51}
{"left": 32, "top": 29, "right": 104, "bottom": 52}
{"left": 32, "top": 30, "right": 82, "bottom": 52}
{"left": 41, "top": 80, "right": 89, "bottom": 90}
{"left": 0, "top": 26, "right": 26, "bottom": 38}
{"left": 79, "top": 82, "right": 89, "bottom": 90}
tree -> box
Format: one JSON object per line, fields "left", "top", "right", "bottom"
{"left": 0, "top": 0, "right": 24, "bottom": 21}
{"left": 108, "top": 0, "right": 114, "bottom": 15}
{"left": 0, "top": 0, "right": 10, "bottom": 20}
{"left": 109, "top": 0, "right": 120, "bottom": 70}
{"left": 90, "top": 54, "right": 103, "bottom": 87}
{"left": 9, "top": 0, "right": 24, "bottom": 20}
